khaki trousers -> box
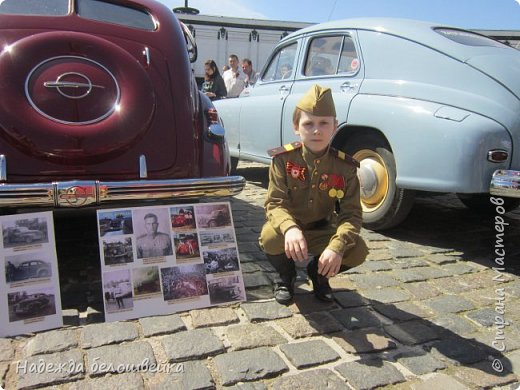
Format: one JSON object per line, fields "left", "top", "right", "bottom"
{"left": 259, "top": 222, "right": 368, "bottom": 268}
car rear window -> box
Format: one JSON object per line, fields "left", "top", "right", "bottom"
{"left": 435, "top": 28, "right": 507, "bottom": 48}
{"left": 76, "top": 0, "right": 156, "bottom": 31}
{"left": 304, "top": 34, "right": 359, "bottom": 77}
{"left": 0, "top": 0, "right": 69, "bottom": 16}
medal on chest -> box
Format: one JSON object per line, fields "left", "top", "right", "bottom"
{"left": 319, "top": 173, "right": 345, "bottom": 199}
{"left": 286, "top": 161, "right": 306, "bottom": 181}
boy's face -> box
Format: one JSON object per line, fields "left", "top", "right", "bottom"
{"left": 294, "top": 111, "right": 337, "bottom": 154}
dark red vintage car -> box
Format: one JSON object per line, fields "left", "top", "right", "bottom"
{"left": 0, "top": 0, "right": 244, "bottom": 209}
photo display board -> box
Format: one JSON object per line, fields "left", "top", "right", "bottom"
{"left": 0, "top": 211, "right": 62, "bottom": 337}
{"left": 97, "top": 202, "right": 246, "bottom": 322}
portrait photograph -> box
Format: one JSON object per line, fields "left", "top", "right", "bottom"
{"left": 133, "top": 208, "right": 173, "bottom": 259}
{"left": 199, "top": 229, "right": 235, "bottom": 246}
{"left": 103, "top": 269, "right": 134, "bottom": 313}
{"left": 160, "top": 263, "right": 208, "bottom": 301}
{"left": 102, "top": 237, "right": 134, "bottom": 266}
{"left": 173, "top": 232, "right": 200, "bottom": 260}
{"left": 8, "top": 286, "right": 57, "bottom": 323}
{"left": 132, "top": 266, "right": 161, "bottom": 298}
{"left": 2, "top": 217, "right": 49, "bottom": 248}
{"left": 203, "top": 247, "right": 240, "bottom": 274}
{"left": 5, "top": 252, "right": 52, "bottom": 284}
{"left": 170, "top": 205, "right": 196, "bottom": 230}
{"left": 98, "top": 209, "right": 133, "bottom": 237}
{"left": 194, "top": 203, "right": 232, "bottom": 229}
{"left": 207, "top": 275, "right": 245, "bottom": 305}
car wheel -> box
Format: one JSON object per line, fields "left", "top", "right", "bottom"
{"left": 38, "top": 269, "right": 50, "bottom": 278}
{"left": 457, "top": 194, "right": 520, "bottom": 214}
{"left": 25, "top": 236, "right": 33, "bottom": 244}
{"left": 344, "top": 134, "right": 415, "bottom": 230}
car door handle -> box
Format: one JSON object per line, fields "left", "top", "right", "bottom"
{"left": 278, "top": 85, "right": 290, "bottom": 99}
{"left": 340, "top": 82, "right": 356, "bottom": 93}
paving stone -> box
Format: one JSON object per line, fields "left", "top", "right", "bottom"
{"left": 356, "top": 260, "right": 393, "bottom": 272}
{"left": 67, "top": 373, "right": 145, "bottom": 390}
{"left": 276, "top": 312, "right": 344, "bottom": 339}
{"left": 430, "top": 313, "right": 478, "bottom": 336}
{"left": 279, "top": 340, "right": 340, "bottom": 369}
{"left": 458, "top": 270, "right": 503, "bottom": 290}
{"left": 332, "top": 328, "right": 396, "bottom": 353}
{"left": 24, "top": 329, "right": 78, "bottom": 357}
{"left": 453, "top": 360, "right": 518, "bottom": 388}
{"left": 16, "top": 349, "right": 84, "bottom": 389}
{"left": 226, "top": 324, "right": 287, "bottom": 351}
{"left": 390, "top": 248, "right": 424, "bottom": 259}
{"left": 334, "top": 291, "right": 369, "bottom": 308}
{"left": 139, "top": 314, "right": 186, "bottom": 337}
{"left": 366, "top": 251, "right": 393, "bottom": 261}
{"left": 392, "top": 257, "right": 430, "bottom": 269}
{"left": 330, "top": 307, "right": 382, "bottom": 330}
{"left": 425, "top": 254, "right": 460, "bottom": 265}
{"left": 423, "top": 295, "right": 476, "bottom": 314}
{"left": 329, "top": 276, "right": 357, "bottom": 291}
{"left": 63, "top": 309, "right": 80, "bottom": 327}
{"left": 465, "top": 307, "right": 498, "bottom": 328}
{"left": 411, "top": 373, "right": 470, "bottom": 390}
{"left": 394, "top": 350, "right": 446, "bottom": 375}
{"left": 402, "top": 282, "right": 441, "bottom": 300}
{"left": 430, "top": 277, "right": 476, "bottom": 294}
{"left": 367, "top": 240, "right": 388, "bottom": 250}
{"left": 241, "top": 301, "right": 293, "bottom": 322}
{"left": 428, "top": 337, "right": 488, "bottom": 364}
{"left": 372, "top": 302, "right": 435, "bottom": 321}
{"left": 460, "top": 286, "right": 499, "bottom": 307}
{"left": 507, "top": 349, "right": 520, "bottom": 375}
{"left": 349, "top": 274, "right": 400, "bottom": 289}
{"left": 86, "top": 341, "right": 156, "bottom": 376}
{"left": 441, "top": 262, "right": 476, "bottom": 275}
{"left": 271, "top": 369, "right": 349, "bottom": 389}
{"left": 359, "top": 287, "right": 412, "bottom": 304}
{"left": 190, "top": 307, "right": 239, "bottom": 328}
{"left": 290, "top": 294, "right": 338, "bottom": 314}
{"left": 148, "top": 360, "right": 214, "bottom": 390}
{"left": 0, "top": 339, "right": 14, "bottom": 361}
{"left": 213, "top": 347, "right": 288, "bottom": 386}
{"left": 161, "top": 328, "right": 225, "bottom": 362}
{"left": 472, "top": 329, "right": 520, "bottom": 353}
{"left": 243, "top": 273, "right": 272, "bottom": 288}
{"left": 246, "top": 286, "right": 276, "bottom": 301}
{"left": 384, "top": 320, "right": 439, "bottom": 345}
{"left": 391, "top": 269, "right": 428, "bottom": 283}
{"left": 81, "top": 322, "right": 138, "bottom": 348}
{"left": 226, "top": 383, "right": 267, "bottom": 390}
{"left": 415, "top": 267, "right": 452, "bottom": 280}
{"left": 334, "top": 359, "right": 405, "bottom": 390}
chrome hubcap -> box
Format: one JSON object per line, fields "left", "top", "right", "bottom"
{"left": 354, "top": 149, "right": 389, "bottom": 212}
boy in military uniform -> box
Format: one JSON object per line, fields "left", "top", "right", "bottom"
{"left": 259, "top": 84, "right": 368, "bottom": 304}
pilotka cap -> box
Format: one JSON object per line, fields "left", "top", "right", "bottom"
{"left": 296, "top": 84, "right": 336, "bottom": 117}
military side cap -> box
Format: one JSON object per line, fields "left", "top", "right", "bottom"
{"left": 267, "top": 141, "right": 302, "bottom": 157}
{"left": 331, "top": 147, "right": 360, "bottom": 168}
{"left": 296, "top": 84, "right": 336, "bottom": 117}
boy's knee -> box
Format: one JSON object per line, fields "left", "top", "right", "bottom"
{"left": 259, "top": 222, "right": 285, "bottom": 255}
{"left": 341, "top": 235, "right": 368, "bottom": 268}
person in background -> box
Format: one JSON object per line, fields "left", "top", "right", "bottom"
{"left": 241, "top": 58, "right": 258, "bottom": 86}
{"left": 223, "top": 54, "right": 247, "bottom": 97}
{"left": 222, "top": 64, "right": 230, "bottom": 73}
{"left": 201, "top": 59, "right": 227, "bottom": 100}
{"left": 259, "top": 84, "right": 368, "bottom": 305}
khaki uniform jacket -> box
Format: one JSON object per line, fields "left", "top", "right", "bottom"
{"left": 264, "top": 143, "right": 362, "bottom": 256}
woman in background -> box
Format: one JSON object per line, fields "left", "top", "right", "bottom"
{"left": 201, "top": 59, "right": 227, "bottom": 100}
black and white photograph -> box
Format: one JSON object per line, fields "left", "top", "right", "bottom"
{"left": 2, "top": 217, "right": 49, "bottom": 248}
{"left": 195, "top": 203, "right": 232, "bottom": 229}
{"left": 170, "top": 206, "right": 196, "bottom": 230}
{"left": 8, "top": 287, "right": 57, "bottom": 322}
{"left": 160, "top": 264, "right": 208, "bottom": 301}
{"left": 5, "top": 252, "right": 52, "bottom": 284}
{"left": 103, "top": 269, "right": 133, "bottom": 313}
{"left": 208, "top": 275, "right": 245, "bottom": 305}
{"left": 103, "top": 237, "right": 134, "bottom": 266}
{"left": 199, "top": 229, "right": 235, "bottom": 246}
{"left": 203, "top": 247, "right": 240, "bottom": 274}
{"left": 133, "top": 208, "right": 173, "bottom": 259}
{"left": 173, "top": 232, "right": 200, "bottom": 260}
{"left": 132, "top": 266, "right": 161, "bottom": 298}
{"left": 98, "top": 209, "right": 133, "bottom": 237}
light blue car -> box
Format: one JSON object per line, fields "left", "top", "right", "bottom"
{"left": 214, "top": 18, "right": 520, "bottom": 230}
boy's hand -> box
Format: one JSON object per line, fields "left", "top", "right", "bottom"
{"left": 318, "top": 249, "right": 342, "bottom": 277}
{"left": 284, "top": 227, "right": 308, "bottom": 262}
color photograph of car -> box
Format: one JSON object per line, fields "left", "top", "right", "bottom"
{"left": 0, "top": 0, "right": 244, "bottom": 212}
{"left": 214, "top": 18, "right": 520, "bottom": 229}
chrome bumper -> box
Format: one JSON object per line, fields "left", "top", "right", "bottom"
{"left": 490, "top": 170, "right": 520, "bottom": 198}
{"left": 0, "top": 176, "right": 246, "bottom": 208}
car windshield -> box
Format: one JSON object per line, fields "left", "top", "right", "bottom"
{"left": 435, "top": 28, "right": 508, "bottom": 48}
{"left": 0, "top": 0, "right": 69, "bottom": 15}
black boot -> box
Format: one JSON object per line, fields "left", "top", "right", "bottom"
{"left": 266, "top": 254, "right": 296, "bottom": 305}
{"left": 307, "top": 257, "right": 334, "bottom": 302}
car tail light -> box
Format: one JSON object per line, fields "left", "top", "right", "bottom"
{"left": 206, "top": 108, "right": 219, "bottom": 125}
{"left": 488, "top": 150, "right": 509, "bottom": 163}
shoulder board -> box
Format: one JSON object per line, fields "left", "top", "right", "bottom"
{"left": 267, "top": 142, "right": 302, "bottom": 157}
{"left": 330, "top": 147, "right": 360, "bottom": 168}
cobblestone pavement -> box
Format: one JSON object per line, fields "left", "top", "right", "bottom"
{"left": 1, "top": 161, "right": 520, "bottom": 389}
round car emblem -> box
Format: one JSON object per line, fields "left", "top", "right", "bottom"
{"left": 44, "top": 72, "right": 105, "bottom": 99}
{"left": 58, "top": 185, "right": 96, "bottom": 207}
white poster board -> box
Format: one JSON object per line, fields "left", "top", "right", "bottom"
{"left": 97, "top": 202, "right": 246, "bottom": 322}
{"left": 0, "top": 211, "right": 62, "bottom": 337}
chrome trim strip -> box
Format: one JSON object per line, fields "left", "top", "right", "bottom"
{"left": 139, "top": 155, "right": 148, "bottom": 179}
{"left": 0, "top": 155, "right": 6, "bottom": 182}
{"left": 0, "top": 176, "right": 245, "bottom": 207}
{"left": 490, "top": 169, "right": 520, "bottom": 198}
{"left": 142, "top": 47, "right": 151, "bottom": 66}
